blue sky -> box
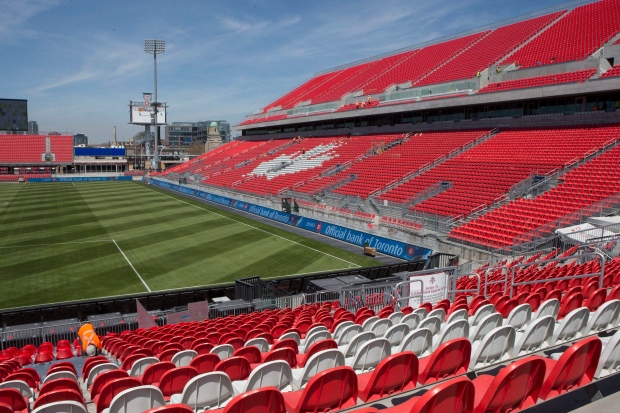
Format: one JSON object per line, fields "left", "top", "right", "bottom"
{"left": 0, "top": 0, "right": 573, "bottom": 143}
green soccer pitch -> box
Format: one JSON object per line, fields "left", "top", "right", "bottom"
{"left": 0, "top": 181, "right": 379, "bottom": 310}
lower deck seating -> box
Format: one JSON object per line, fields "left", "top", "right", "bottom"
{"left": 478, "top": 69, "right": 596, "bottom": 94}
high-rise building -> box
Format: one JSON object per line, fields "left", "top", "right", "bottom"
{"left": 74, "top": 133, "right": 88, "bottom": 146}
{"left": 28, "top": 121, "right": 38, "bottom": 133}
{"left": 0, "top": 99, "right": 28, "bottom": 132}
{"left": 165, "top": 120, "right": 231, "bottom": 148}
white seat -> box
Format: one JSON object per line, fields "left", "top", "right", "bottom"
{"left": 411, "top": 308, "right": 428, "bottom": 321}
{"left": 129, "top": 357, "right": 159, "bottom": 377}
{"left": 384, "top": 324, "right": 410, "bottom": 347}
{"left": 503, "top": 304, "right": 532, "bottom": 331}
{"left": 332, "top": 321, "right": 354, "bottom": 341}
{"left": 469, "top": 325, "right": 515, "bottom": 370}
{"left": 427, "top": 308, "right": 446, "bottom": 321}
{"left": 346, "top": 338, "right": 391, "bottom": 373}
{"left": 291, "top": 349, "right": 344, "bottom": 390}
{"left": 584, "top": 299, "right": 620, "bottom": 335}
{"left": 169, "top": 371, "right": 235, "bottom": 410}
{"left": 277, "top": 332, "right": 301, "bottom": 346}
{"left": 469, "top": 313, "right": 502, "bottom": 343}
{"left": 369, "top": 319, "right": 393, "bottom": 337}
{"left": 300, "top": 330, "right": 332, "bottom": 353}
{"left": 533, "top": 299, "right": 560, "bottom": 321}
{"left": 513, "top": 315, "right": 555, "bottom": 356}
{"left": 433, "top": 319, "right": 469, "bottom": 350}
{"left": 445, "top": 309, "right": 468, "bottom": 325}
{"left": 552, "top": 307, "right": 589, "bottom": 344}
{"left": 595, "top": 329, "right": 620, "bottom": 378}
{"left": 86, "top": 363, "right": 117, "bottom": 388}
{"left": 43, "top": 370, "right": 78, "bottom": 384}
{"left": 171, "top": 350, "right": 198, "bottom": 367}
{"left": 303, "top": 325, "right": 328, "bottom": 340}
{"left": 210, "top": 344, "right": 234, "bottom": 360}
{"left": 418, "top": 316, "right": 441, "bottom": 335}
{"left": 244, "top": 338, "right": 269, "bottom": 353}
{"left": 470, "top": 304, "right": 496, "bottom": 328}
{"left": 361, "top": 316, "right": 380, "bottom": 332}
{"left": 397, "top": 328, "right": 432, "bottom": 357}
{"left": 107, "top": 385, "right": 166, "bottom": 413}
{"left": 336, "top": 325, "right": 363, "bottom": 346}
{"left": 232, "top": 360, "right": 293, "bottom": 394}
{"left": 32, "top": 401, "right": 87, "bottom": 413}
{"left": 399, "top": 313, "right": 421, "bottom": 330}
{"left": 388, "top": 312, "right": 404, "bottom": 325}
{"left": 0, "top": 380, "right": 32, "bottom": 401}
{"left": 339, "top": 331, "right": 375, "bottom": 358}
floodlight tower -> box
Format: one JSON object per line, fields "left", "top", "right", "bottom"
{"left": 144, "top": 39, "right": 165, "bottom": 170}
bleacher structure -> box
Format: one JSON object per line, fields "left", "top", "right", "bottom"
{"left": 0, "top": 135, "right": 73, "bottom": 181}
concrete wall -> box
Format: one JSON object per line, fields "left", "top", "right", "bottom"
{"left": 488, "top": 59, "right": 602, "bottom": 83}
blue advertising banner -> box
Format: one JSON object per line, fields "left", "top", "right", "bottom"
{"left": 149, "top": 179, "right": 432, "bottom": 261}
{"left": 29, "top": 176, "right": 133, "bottom": 182}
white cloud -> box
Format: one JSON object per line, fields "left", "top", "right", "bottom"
{"left": 0, "top": 0, "right": 61, "bottom": 43}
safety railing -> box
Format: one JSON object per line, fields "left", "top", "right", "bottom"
{"left": 393, "top": 279, "right": 425, "bottom": 310}
{"left": 447, "top": 272, "right": 481, "bottom": 301}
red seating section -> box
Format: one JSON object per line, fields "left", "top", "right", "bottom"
{"left": 478, "top": 69, "right": 596, "bottom": 94}
{"left": 501, "top": 0, "right": 620, "bottom": 68}
{"left": 600, "top": 65, "right": 620, "bottom": 78}
{"left": 0, "top": 135, "right": 72, "bottom": 164}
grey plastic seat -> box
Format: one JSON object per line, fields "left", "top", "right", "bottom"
{"left": 129, "top": 357, "right": 159, "bottom": 377}
{"left": 232, "top": 360, "right": 293, "bottom": 394}
{"left": 244, "top": 338, "right": 269, "bottom": 353}
{"left": 584, "top": 299, "right": 620, "bottom": 335}
{"left": 445, "top": 309, "right": 468, "bottom": 325}
{"left": 106, "top": 385, "right": 166, "bottom": 413}
{"left": 552, "top": 307, "right": 589, "bottom": 344}
{"left": 388, "top": 312, "right": 404, "bottom": 325}
{"left": 433, "top": 319, "right": 469, "bottom": 350}
{"left": 469, "top": 313, "right": 502, "bottom": 344}
{"left": 385, "top": 323, "right": 410, "bottom": 347}
{"left": 346, "top": 338, "right": 391, "bottom": 373}
{"left": 291, "top": 349, "right": 344, "bottom": 390}
{"left": 171, "top": 350, "right": 198, "bottom": 367}
{"left": 470, "top": 304, "right": 496, "bottom": 328}
{"left": 302, "top": 325, "right": 328, "bottom": 342}
{"left": 43, "top": 370, "right": 78, "bottom": 384}
{"left": 361, "top": 316, "right": 380, "bottom": 332}
{"left": 0, "top": 380, "right": 33, "bottom": 401}
{"left": 504, "top": 303, "right": 532, "bottom": 331}
{"left": 32, "top": 401, "right": 87, "bottom": 413}
{"left": 277, "top": 332, "right": 301, "bottom": 346}
{"left": 210, "top": 344, "right": 234, "bottom": 360}
{"left": 427, "top": 308, "right": 446, "bottom": 321}
{"left": 339, "top": 331, "right": 375, "bottom": 358}
{"left": 411, "top": 308, "right": 428, "bottom": 321}
{"left": 399, "top": 313, "right": 421, "bottom": 330}
{"left": 418, "top": 316, "right": 441, "bottom": 335}
{"left": 86, "top": 363, "right": 117, "bottom": 388}
{"left": 336, "top": 324, "right": 363, "bottom": 346}
{"left": 533, "top": 299, "right": 560, "bottom": 320}
{"left": 513, "top": 315, "right": 555, "bottom": 356}
{"left": 595, "top": 329, "right": 620, "bottom": 378}
{"left": 300, "top": 330, "right": 332, "bottom": 353}
{"left": 169, "top": 371, "right": 235, "bottom": 411}
{"left": 369, "top": 319, "right": 393, "bottom": 337}
{"left": 397, "top": 328, "right": 432, "bottom": 357}
{"left": 332, "top": 321, "right": 354, "bottom": 340}
{"left": 469, "top": 325, "right": 515, "bottom": 370}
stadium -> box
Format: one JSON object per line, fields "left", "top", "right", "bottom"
{"left": 1, "top": 0, "right": 620, "bottom": 412}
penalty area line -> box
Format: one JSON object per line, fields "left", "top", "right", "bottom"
{"left": 113, "top": 239, "right": 151, "bottom": 292}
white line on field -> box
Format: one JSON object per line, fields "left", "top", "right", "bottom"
{"left": 72, "top": 182, "right": 76, "bottom": 188}
{"left": 113, "top": 239, "right": 151, "bottom": 292}
{"left": 0, "top": 239, "right": 113, "bottom": 249}
{"left": 139, "top": 184, "right": 361, "bottom": 268}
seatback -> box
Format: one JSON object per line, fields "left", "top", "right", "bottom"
{"left": 504, "top": 304, "right": 532, "bottom": 331}
{"left": 388, "top": 312, "right": 404, "bottom": 325}
{"left": 332, "top": 321, "right": 354, "bottom": 340}
{"left": 129, "top": 357, "right": 159, "bottom": 377}
{"left": 419, "top": 338, "right": 471, "bottom": 385}
{"left": 350, "top": 338, "right": 391, "bottom": 373}
{"left": 473, "top": 357, "right": 546, "bottom": 413}
{"left": 271, "top": 339, "right": 299, "bottom": 353}
{"left": 539, "top": 336, "right": 602, "bottom": 400}
{"left": 86, "top": 363, "right": 118, "bottom": 388}
{"left": 96, "top": 377, "right": 141, "bottom": 413}
{"left": 305, "top": 325, "right": 328, "bottom": 338}
{"left": 0, "top": 388, "right": 28, "bottom": 413}
{"left": 400, "top": 313, "right": 421, "bottom": 330}
{"left": 244, "top": 338, "right": 269, "bottom": 352}
{"left": 470, "top": 304, "right": 496, "bottom": 327}
{"left": 179, "top": 372, "right": 234, "bottom": 411}
{"left": 445, "top": 309, "right": 468, "bottom": 325}
{"left": 399, "top": 328, "right": 433, "bottom": 357}
{"left": 358, "top": 351, "right": 418, "bottom": 402}
{"left": 418, "top": 316, "right": 441, "bottom": 335}
{"left": 32, "top": 389, "right": 85, "bottom": 411}
{"left": 245, "top": 360, "right": 293, "bottom": 392}
{"left": 552, "top": 307, "right": 589, "bottom": 344}
{"left": 585, "top": 288, "right": 607, "bottom": 312}
{"left": 302, "top": 330, "right": 332, "bottom": 353}
{"left": 361, "top": 316, "right": 380, "bottom": 332}
{"left": 469, "top": 325, "right": 515, "bottom": 370}
{"left": 298, "top": 349, "right": 345, "bottom": 388}
{"left": 343, "top": 332, "right": 375, "bottom": 357}
{"left": 263, "top": 347, "right": 297, "bottom": 368}
{"left": 337, "top": 325, "right": 363, "bottom": 346}
{"left": 558, "top": 293, "right": 584, "bottom": 319}
{"left": 108, "top": 385, "right": 166, "bottom": 413}
{"left": 289, "top": 367, "right": 357, "bottom": 413}
{"left": 158, "top": 366, "right": 198, "bottom": 398}
{"left": 434, "top": 320, "right": 469, "bottom": 350}
{"left": 595, "top": 329, "right": 620, "bottom": 378}
{"left": 210, "top": 344, "right": 234, "bottom": 360}
{"left": 513, "top": 315, "right": 554, "bottom": 356}
{"left": 385, "top": 324, "right": 410, "bottom": 347}
{"left": 171, "top": 350, "right": 197, "bottom": 367}
{"left": 535, "top": 299, "right": 560, "bottom": 320}
{"left": 411, "top": 376, "right": 474, "bottom": 413}
{"left": 215, "top": 357, "right": 251, "bottom": 381}
{"left": 233, "top": 346, "right": 262, "bottom": 364}
{"left": 0, "top": 380, "right": 32, "bottom": 400}
{"left": 427, "top": 308, "right": 446, "bottom": 321}
{"left": 31, "top": 400, "right": 87, "bottom": 413}
{"left": 222, "top": 387, "right": 285, "bottom": 413}
{"left": 411, "top": 307, "right": 428, "bottom": 320}
{"left": 43, "top": 371, "right": 77, "bottom": 385}
{"left": 469, "top": 313, "right": 502, "bottom": 343}
{"left": 90, "top": 369, "right": 128, "bottom": 398}
{"left": 369, "top": 319, "right": 392, "bottom": 337}
{"left": 141, "top": 362, "right": 176, "bottom": 386}
{"left": 584, "top": 300, "right": 620, "bottom": 334}
{"left": 38, "top": 378, "right": 81, "bottom": 398}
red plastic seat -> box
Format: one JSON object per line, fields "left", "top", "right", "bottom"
{"left": 39, "top": 377, "right": 82, "bottom": 398}
{"left": 193, "top": 342, "right": 215, "bottom": 355}
{"left": 189, "top": 353, "right": 220, "bottom": 374}
{"left": 35, "top": 351, "right": 54, "bottom": 364}
{"left": 144, "top": 404, "right": 194, "bottom": 413}
{"left": 90, "top": 369, "right": 129, "bottom": 397}
{"left": 82, "top": 356, "right": 109, "bottom": 380}
{"left": 539, "top": 336, "right": 602, "bottom": 400}
{"left": 5, "top": 372, "right": 36, "bottom": 389}
{"left": 472, "top": 356, "right": 546, "bottom": 413}
{"left": 32, "top": 388, "right": 85, "bottom": 411}
{"left": 296, "top": 339, "right": 338, "bottom": 368}
{"left": 221, "top": 386, "right": 286, "bottom": 413}
{"left": 55, "top": 348, "right": 74, "bottom": 360}
{"left": 233, "top": 346, "right": 262, "bottom": 364}
{"left": 382, "top": 376, "right": 474, "bottom": 413}
{"left": 270, "top": 339, "right": 298, "bottom": 354}
{"left": 282, "top": 366, "right": 358, "bottom": 413}
{"left": 418, "top": 338, "right": 471, "bottom": 385}
{"left": 558, "top": 292, "right": 583, "bottom": 319}
{"left": 585, "top": 289, "right": 607, "bottom": 312}
{"left": 215, "top": 356, "right": 251, "bottom": 381}
{"left": 94, "top": 377, "right": 141, "bottom": 413}
{"left": 0, "top": 388, "right": 28, "bottom": 413}
{"left": 358, "top": 351, "right": 419, "bottom": 402}
{"left": 158, "top": 366, "right": 198, "bottom": 401}
{"left": 48, "top": 361, "right": 77, "bottom": 376}
{"left": 260, "top": 347, "right": 297, "bottom": 368}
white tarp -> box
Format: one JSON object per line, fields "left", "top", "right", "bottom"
{"left": 408, "top": 271, "right": 448, "bottom": 307}
{"left": 556, "top": 223, "right": 618, "bottom": 244}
